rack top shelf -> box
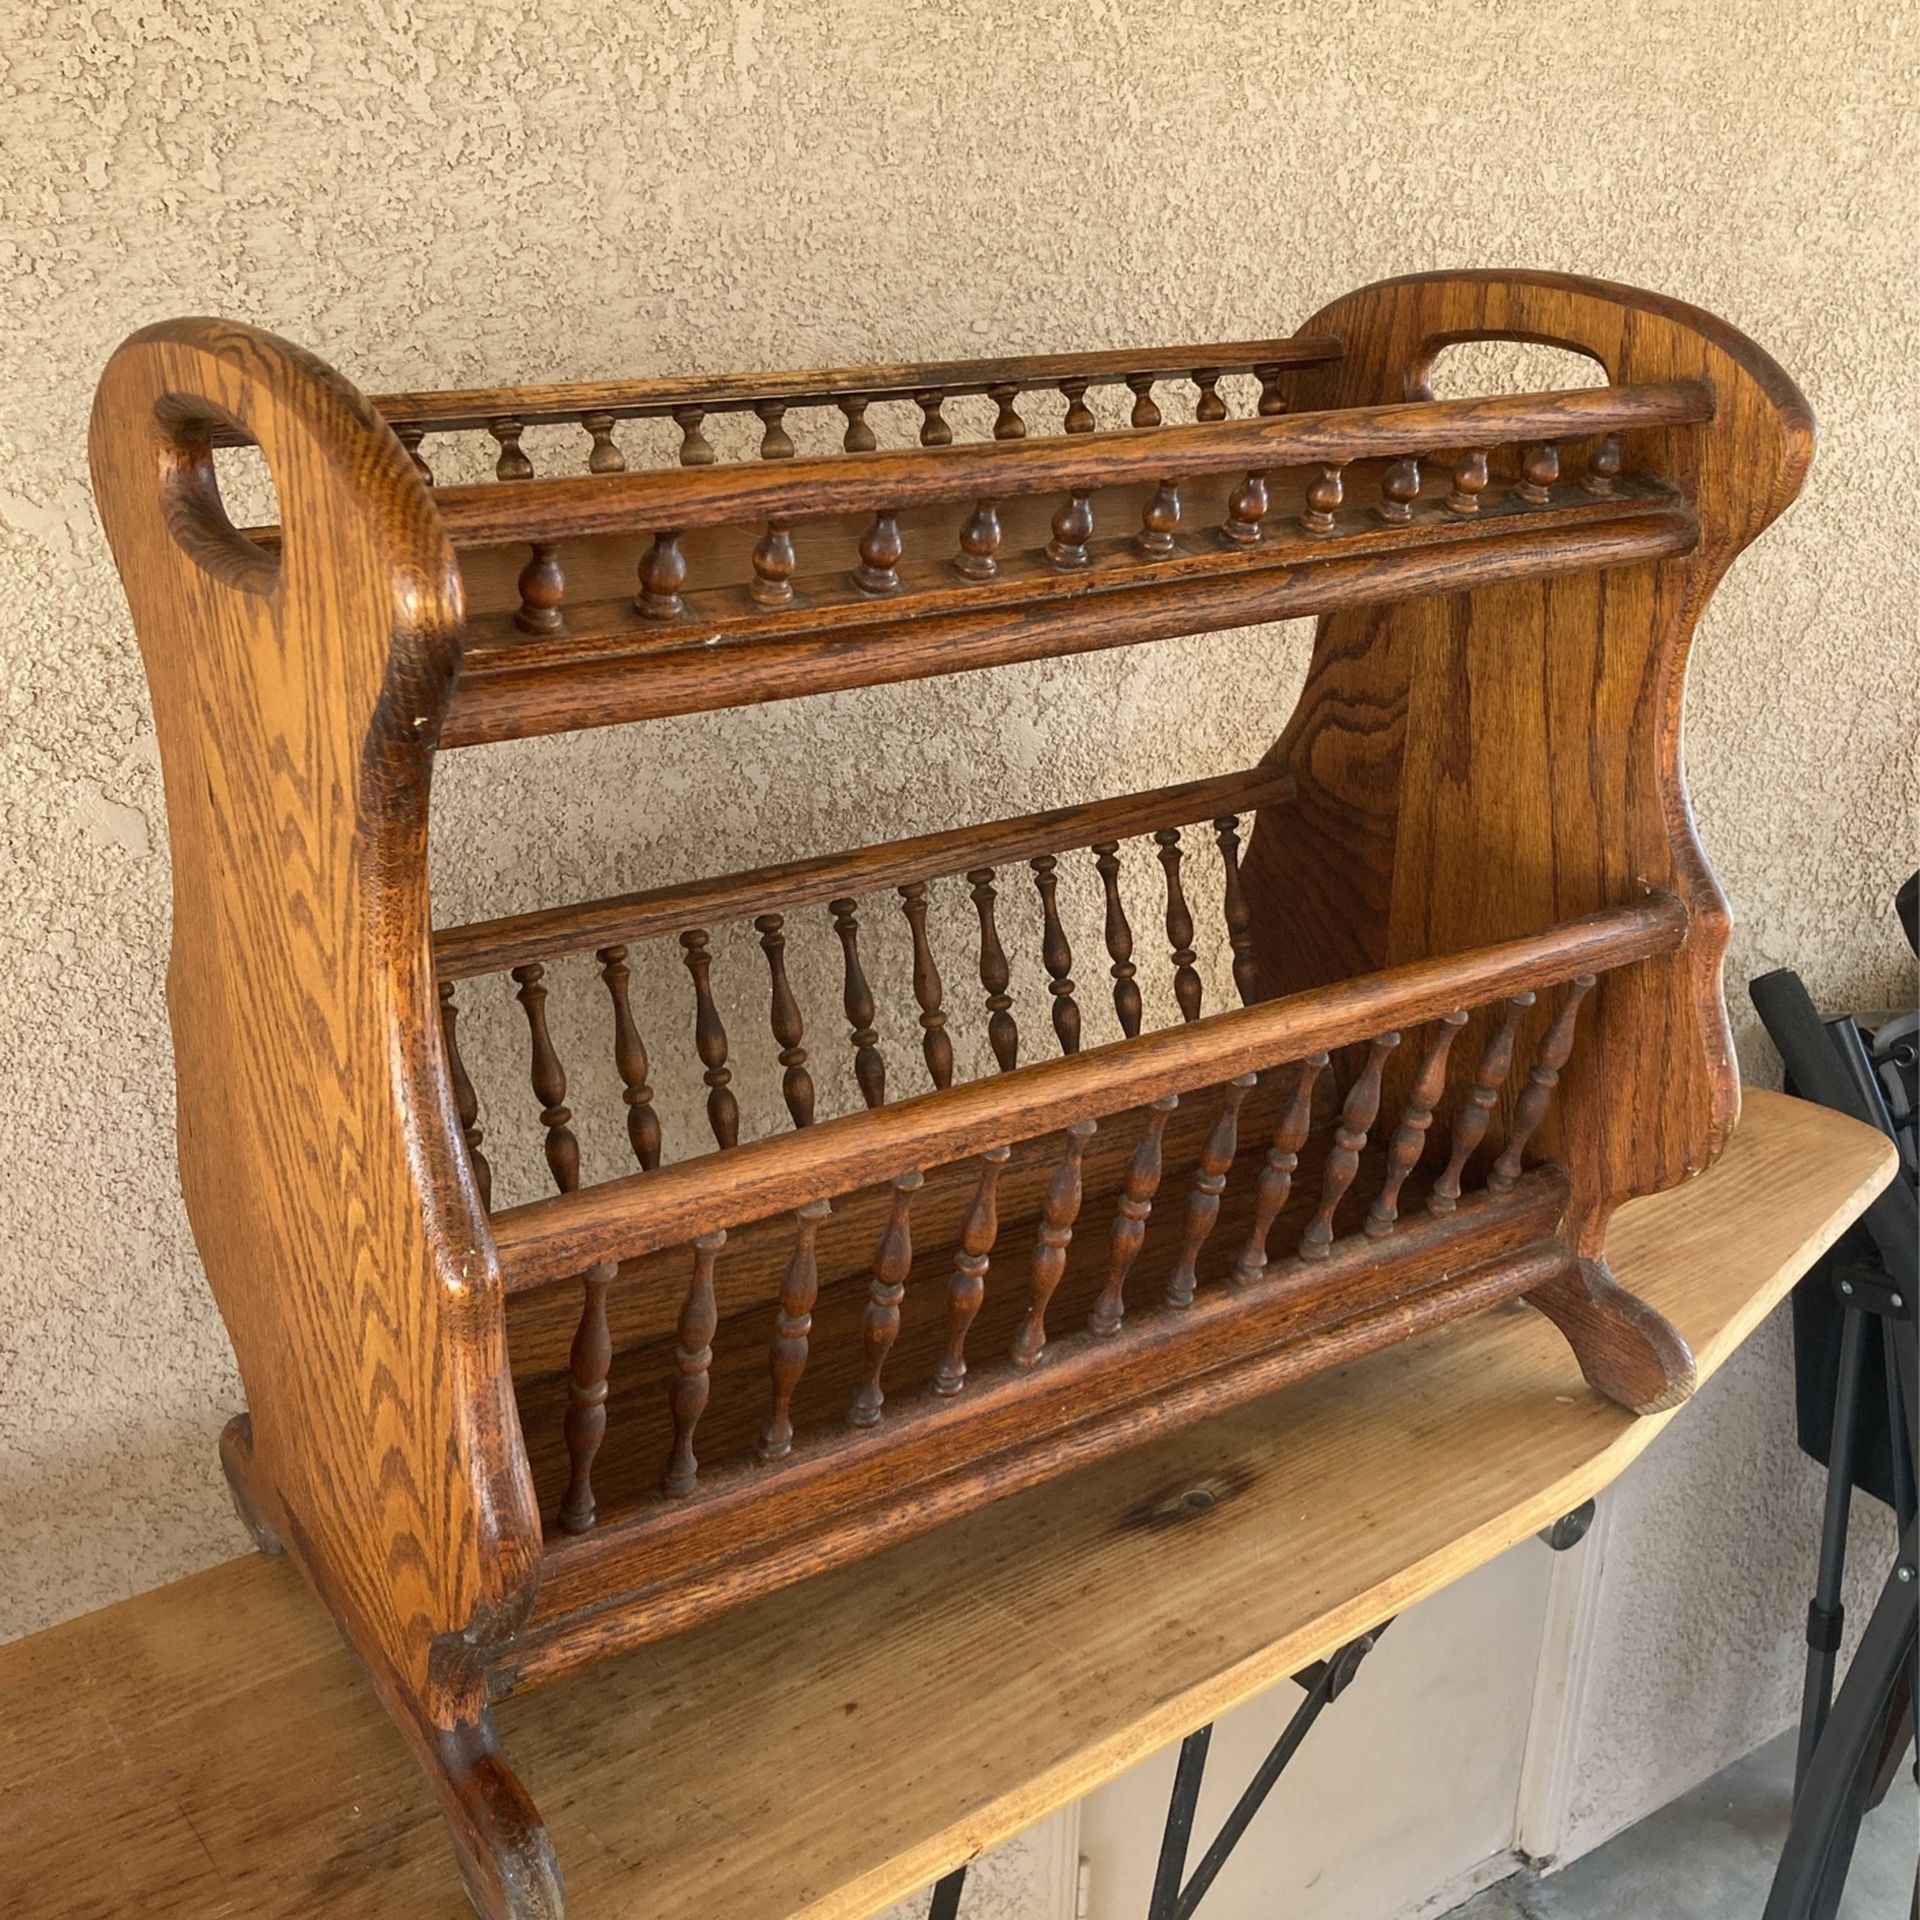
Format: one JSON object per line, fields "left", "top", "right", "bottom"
{"left": 1, "top": 1091, "right": 1891, "bottom": 1920}
{"left": 423, "top": 376, "right": 1708, "bottom": 743}
{"left": 206, "top": 316, "right": 1721, "bottom": 746}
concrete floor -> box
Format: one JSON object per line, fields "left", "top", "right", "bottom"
{"left": 1449, "top": 1730, "right": 1915, "bottom": 1919}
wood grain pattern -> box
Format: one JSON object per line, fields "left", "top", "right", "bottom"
{"left": 90, "top": 320, "right": 556, "bottom": 1920}
{"left": 0, "top": 1093, "right": 1889, "bottom": 1920}
{"left": 1243, "top": 269, "right": 1814, "bottom": 1266}
{"left": 91, "top": 278, "right": 1810, "bottom": 1919}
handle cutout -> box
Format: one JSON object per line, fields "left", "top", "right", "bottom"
{"left": 152, "top": 393, "right": 280, "bottom": 594}
{"left": 1413, "top": 336, "right": 1610, "bottom": 403}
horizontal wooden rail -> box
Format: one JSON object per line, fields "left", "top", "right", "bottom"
{"left": 365, "top": 337, "right": 1341, "bottom": 435}
{"left": 441, "top": 507, "right": 1700, "bottom": 746}
{"left": 423, "top": 381, "right": 1716, "bottom": 548}
{"left": 434, "top": 766, "right": 1297, "bottom": 979}
{"left": 207, "top": 338, "right": 1343, "bottom": 445}
{"left": 485, "top": 892, "right": 1689, "bottom": 1290}
{"left": 459, "top": 471, "right": 1679, "bottom": 670}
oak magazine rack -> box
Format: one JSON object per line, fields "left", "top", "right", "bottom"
{"left": 90, "top": 271, "right": 1812, "bottom": 1919}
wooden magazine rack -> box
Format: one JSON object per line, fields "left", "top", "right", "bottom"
{"left": 89, "top": 270, "right": 1812, "bottom": 1919}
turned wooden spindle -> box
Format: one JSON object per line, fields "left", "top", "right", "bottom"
{"left": 1367, "top": 1011, "right": 1470, "bottom": 1235}
{"left": 394, "top": 423, "right": 433, "bottom": 483}
{"left": 760, "top": 1199, "right": 831, "bottom": 1460}
{"left": 1377, "top": 455, "right": 1421, "bottom": 524}
{"left": 662, "top": 1231, "right": 725, "bottom": 1497}
{"left": 512, "top": 955, "right": 606, "bottom": 1531}
{"left": 1060, "top": 377, "right": 1096, "bottom": 434}
{"left": 1193, "top": 370, "right": 1227, "bottom": 422}
{"left": 1300, "top": 1031, "right": 1401, "bottom": 1258}
{"left": 1302, "top": 464, "right": 1344, "bottom": 533}
{"left": 673, "top": 406, "right": 716, "bottom": 466}
{"left": 1489, "top": 974, "right": 1597, "bottom": 1192}
{"left": 514, "top": 542, "right": 566, "bottom": 635}
{"left": 1582, "top": 434, "right": 1623, "bottom": 497}
{"left": 968, "top": 867, "right": 1018, "bottom": 1072}
{"left": 1013, "top": 1119, "right": 1096, "bottom": 1369}
{"left": 754, "top": 914, "right": 815, "bottom": 1128}
{"left": 830, "top": 897, "right": 886, "bottom": 1108}
{"left": 558, "top": 1257, "right": 617, "bottom": 1534}
{"left": 489, "top": 417, "right": 534, "bottom": 481}
{"left": 754, "top": 399, "right": 795, "bottom": 461}
{"left": 1447, "top": 449, "right": 1490, "bottom": 515}
{"left": 838, "top": 398, "right": 877, "bottom": 453}
{"left": 1137, "top": 479, "right": 1181, "bottom": 557}
{"left": 954, "top": 500, "right": 1002, "bottom": 580}
{"left": 1047, "top": 491, "right": 1095, "bottom": 569}
{"left": 1429, "top": 994, "right": 1533, "bottom": 1213}
{"left": 1126, "top": 374, "right": 1161, "bottom": 429}
{"left": 581, "top": 411, "right": 625, "bottom": 474}
{"left": 934, "top": 1145, "right": 1010, "bottom": 1395}
{"left": 1234, "top": 1052, "right": 1328, "bottom": 1283}
{"left": 1031, "top": 853, "right": 1081, "bottom": 1056}
{"left": 636, "top": 530, "right": 688, "bottom": 619}
{"left": 1255, "top": 363, "right": 1288, "bottom": 416}
{"left": 853, "top": 510, "right": 903, "bottom": 594}
{"left": 1089, "top": 1094, "right": 1178, "bottom": 1335}
{"left": 849, "top": 1171, "right": 923, "bottom": 1426}
{"left": 989, "top": 383, "right": 1027, "bottom": 440}
{"left": 895, "top": 881, "right": 954, "bottom": 1090}
{"left": 1154, "top": 827, "right": 1203, "bottom": 1021}
{"left": 1224, "top": 470, "right": 1270, "bottom": 545}
{"left": 1214, "top": 814, "right": 1259, "bottom": 1005}
{"left": 1091, "top": 841, "right": 1142, "bottom": 1039}
{"left": 916, "top": 390, "right": 952, "bottom": 446}
{"left": 598, "top": 944, "right": 662, "bottom": 1171}
{"left": 1518, "top": 442, "right": 1561, "bottom": 505}
{"left": 749, "top": 521, "right": 797, "bottom": 606}
{"left": 679, "top": 929, "right": 739, "bottom": 1150}
{"left": 436, "top": 980, "right": 492, "bottom": 1210}
{"left": 1164, "top": 1072, "right": 1255, "bottom": 1308}
{"left": 511, "top": 962, "right": 580, "bottom": 1193}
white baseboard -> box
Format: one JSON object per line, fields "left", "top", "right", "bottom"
{"left": 1387, "top": 1848, "right": 1524, "bottom": 1919}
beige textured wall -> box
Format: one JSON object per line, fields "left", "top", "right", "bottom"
{"left": 3, "top": 0, "right": 1914, "bottom": 1900}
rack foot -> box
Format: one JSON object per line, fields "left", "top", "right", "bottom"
{"left": 1529, "top": 1256, "right": 1697, "bottom": 1415}
{"left": 423, "top": 1712, "right": 567, "bottom": 1920}
{"left": 218, "top": 1413, "right": 284, "bottom": 1556}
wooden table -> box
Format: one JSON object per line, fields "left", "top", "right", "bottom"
{"left": 0, "top": 1090, "right": 1895, "bottom": 1920}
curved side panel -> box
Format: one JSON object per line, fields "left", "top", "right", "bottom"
{"left": 1247, "top": 272, "right": 1814, "bottom": 1239}
{"left": 88, "top": 321, "right": 543, "bottom": 1724}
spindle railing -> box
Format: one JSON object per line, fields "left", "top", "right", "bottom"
{"left": 404, "top": 378, "right": 1711, "bottom": 743}
{"left": 490, "top": 895, "right": 1680, "bottom": 1274}
{"left": 307, "top": 336, "right": 1347, "bottom": 482}
{"left": 434, "top": 768, "right": 1297, "bottom": 1218}
{"left": 492, "top": 892, "right": 1682, "bottom": 1554}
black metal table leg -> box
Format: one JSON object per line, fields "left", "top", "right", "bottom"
{"left": 1172, "top": 1631, "right": 1383, "bottom": 1920}
{"left": 1147, "top": 1725, "right": 1213, "bottom": 1920}
{"left": 926, "top": 1862, "right": 967, "bottom": 1920}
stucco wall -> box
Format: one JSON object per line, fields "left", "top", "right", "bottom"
{"left": 2, "top": 0, "right": 1914, "bottom": 1906}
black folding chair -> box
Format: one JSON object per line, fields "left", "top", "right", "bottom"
{"left": 1752, "top": 884, "right": 1919, "bottom": 1920}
